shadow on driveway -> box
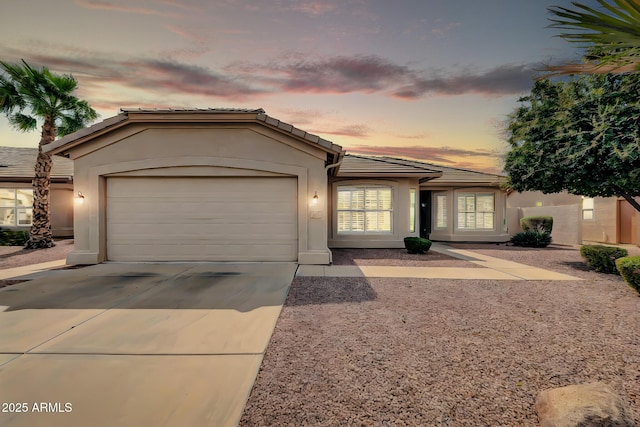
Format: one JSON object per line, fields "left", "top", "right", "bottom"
{"left": 0, "top": 263, "right": 295, "bottom": 313}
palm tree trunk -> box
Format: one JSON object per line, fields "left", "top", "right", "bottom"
{"left": 25, "top": 115, "right": 55, "bottom": 249}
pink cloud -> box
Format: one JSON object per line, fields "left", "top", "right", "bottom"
{"left": 75, "top": 0, "right": 164, "bottom": 15}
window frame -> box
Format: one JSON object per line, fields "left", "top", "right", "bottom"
{"left": 434, "top": 193, "right": 448, "bottom": 230}
{"left": 455, "top": 192, "right": 496, "bottom": 231}
{"left": 0, "top": 188, "right": 34, "bottom": 227}
{"left": 336, "top": 185, "right": 393, "bottom": 234}
{"left": 409, "top": 188, "right": 416, "bottom": 233}
{"left": 582, "top": 197, "right": 594, "bottom": 220}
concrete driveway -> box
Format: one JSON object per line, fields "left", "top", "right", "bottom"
{"left": 0, "top": 262, "right": 296, "bottom": 427}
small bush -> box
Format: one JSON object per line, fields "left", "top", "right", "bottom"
{"left": 510, "top": 230, "right": 552, "bottom": 248}
{"left": 580, "top": 245, "right": 628, "bottom": 274}
{"left": 404, "top": 237, "right": 432, "bottom": 254}
{"left": 0, "top": 228, "right": 29, "bottom": 246}
{"left": 520, "top": 216, "right": 553, "bottom": 233}
{"left": 615, "top": 256, "right": 640, "bottom": 293}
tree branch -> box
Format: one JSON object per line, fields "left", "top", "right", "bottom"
{"left": 617, "top": 190, "right": 640, "bottom": 213}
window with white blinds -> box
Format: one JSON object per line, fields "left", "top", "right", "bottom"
{"left": 337, "top": 186, "right": 392, "bottom": 233}
{"left": 456, "top": 193, "right": 495, "bottom": 230}
{"left": 409, "top": 189, "right": 416, "bottom": 233}
{"left": 435, "top": 194, "right": 447, "bottom": 229}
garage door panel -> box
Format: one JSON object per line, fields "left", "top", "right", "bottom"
{"left": 107, "top": 177, "right": 298, "bottom": 261}
{"left": 109, "top": 223, "right": 296, "bottom": 236}
{"left": 107, "top": 243, "right": 295, "bottom": 261}
{"left": 109, "top": 203, "right": 297, "bottom": 219}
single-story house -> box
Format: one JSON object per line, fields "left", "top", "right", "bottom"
{"left": 0, "top": 146, "right": 74, "bottom": 237}
{"left": 507, "top": 190, "right": 639, "bottom": 246}
{"left": 44, "top": 108, "right": 510, "bottom": 265}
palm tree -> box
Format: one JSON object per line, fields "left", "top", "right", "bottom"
{"left": 547, "top": 0, "right": 640, "bottom": 75}
{"left": 0, "top": 60, "right": 97, "bottom": 249}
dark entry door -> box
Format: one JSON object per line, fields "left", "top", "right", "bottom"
{"left": 618, "top": 200, "right": 637, "bottom": 244}
{"left": 420, "top": 190, "right": 432, "bottom": 239}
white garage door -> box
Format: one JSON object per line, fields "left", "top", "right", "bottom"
{"left": 106, "top": 176, "right": 298, "bottom": 261}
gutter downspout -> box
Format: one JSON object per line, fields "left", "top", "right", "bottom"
{"left": 323, "top": 156, "right": 344, "bottom": 264}
{"left": 325, "top": 157, "right": 343, "bottom": 173}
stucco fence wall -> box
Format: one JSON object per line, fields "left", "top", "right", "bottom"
{"left": 507, "top": 205, "right": 582, "bottom": 245}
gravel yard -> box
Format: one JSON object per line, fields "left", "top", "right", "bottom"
{"left": 0, "top": 239, "right": 74, "bottom": 287}
{"left": 0, "top": 239, "right": 73, "bottom": 271}
{"left": 240, "top": 245, "right": 640, "bottom": 426}
{"left": 332, "top": 248, "right": 482, "bottom": 268}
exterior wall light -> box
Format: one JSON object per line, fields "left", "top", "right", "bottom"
{"left": 312, "top": 192, "right": 319, "bottom": 205}
{"left": 76, "top": 191, "right": 85, "bottom": 204}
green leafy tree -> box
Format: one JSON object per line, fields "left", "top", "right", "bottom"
{"left": 547, "top": 0, "right": 640, "bottom": 74}
{"left": 504, "top": 73, "right": 640, "bottom": 212}
{"left": 0, "top": 60, "right": 97, "bottom": 248}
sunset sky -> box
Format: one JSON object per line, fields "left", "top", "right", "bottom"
{"left": 0, "top": 0, "right": 600, "bottom": 173}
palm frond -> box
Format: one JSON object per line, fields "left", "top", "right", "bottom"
{"left": 0, "top": 75, "right": 26, "bottom": 113}
{"left": 8, "top": 113, "right": 37, "bottom": 132}
{"left": 549, "top": 0, "right": 640, "bottom": 47}
{"left": 1, "top": 59, "right": 96, "bottom": 135}
{"left": 57, "top": 99, "right": 98, "bottom": 136}
{"left": 547, "top": 0, "right": 640, "bottom": 74}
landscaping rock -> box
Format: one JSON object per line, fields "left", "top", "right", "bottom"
{"left": 536, "top": 382, "right": 634, "bottom": 427}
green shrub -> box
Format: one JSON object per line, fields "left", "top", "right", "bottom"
{"left": 520, "top": 216, "right": 553, "bottom": 233}
{"left": 580, "top": 245, "right": 628, "bottom": 274}
{"left": 0, "top": 228, "right": 29, "bottom": 246}
{"left": 404, "top": 237, "right": 432, "bottom": 254}
{"left": 510, "top": 230, "right": 552, "bottom": 248}
{"left": 615, "top": 256, "right": 640, "bottom": 293}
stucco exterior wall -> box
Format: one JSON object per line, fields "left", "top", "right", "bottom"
{"left": 67, "top": 124, "right": 332, "bottom": 264}
{"left": 50, "top": 184, "right": 74, "bottom": 237}
{"left": 518, "top": 205, "right": 582, "bottom": 245}
{"left": 507, "top": 190, "right": 582, "bottom": 208}
{"left": 507, "top": 190, "right": 640, "bottom": 245}
{"left": 328, "top": 177, "right": 420, "bottom": 248}
{"left": 507, "top": 190, "right": 584, "bottom": 245}
{"left": 582, "top": 197, "right": 618, "bottom": 243}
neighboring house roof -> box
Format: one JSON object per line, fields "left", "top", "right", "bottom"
{"left": 337, "top": 154, "right": 442, "bottom": 181}
{"left": 369, "top": 156, "right": 506, "bottom": 187}
{"left": 44, "top": 108, "right": 344, "bottom": 164}
{"left": 0, "top": 146, "right": 73, "bottom": 182}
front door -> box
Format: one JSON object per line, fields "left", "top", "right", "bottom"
{"left": 420, "top": 190, "right": 431, "bottom": 239}
{"left": 618, "top": 200, "right": 638, "bottom": 244}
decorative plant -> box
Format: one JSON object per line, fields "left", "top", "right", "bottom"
{"left": 510, "top": 230, "right": 552, "bottom": 248}
{"left": 0, "top": 228, "right": 30, "bottom": 246}
{"left": 580, "top": 245, "right": 628, "bottom": 274}
{"left": 615, "top": 256, "right": 640, "bottom": 293}
{"left": 520, "top": 216, "right": 553, "bottom": 234}
{"left": 403, "top": 237, "right": 432, "bottom": 254}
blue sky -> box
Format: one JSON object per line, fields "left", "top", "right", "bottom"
{"left": 0, "top": 0, "right": 599, "bottom": 173}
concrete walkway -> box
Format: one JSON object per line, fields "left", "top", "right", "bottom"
{"left": 0, "top": 260, "right": 67, "bottom": 281}
{"left": 297, "top": 243, "right": 583, "bottom": 281}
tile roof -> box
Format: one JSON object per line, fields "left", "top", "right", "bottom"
{"left": 375, "top": 156, "right": 506, "bottom": 186}
{"left": 45, "top": 108, "right": 343, "bottom": 156}
{"left": 337, "top": 154, "right": 442, "bottom": 179}
{"left": 0, "top": 146, "right": 73, "bottom": 180}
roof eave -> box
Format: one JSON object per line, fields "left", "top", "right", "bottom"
{"left": 422, "top": 180, "right": 505, "bottom": 187}
{"left": 337, "top": 172, "right": 443, "bottom": 179}
{"left": 45, "top": 109, "right": 344, "bottom": 158}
